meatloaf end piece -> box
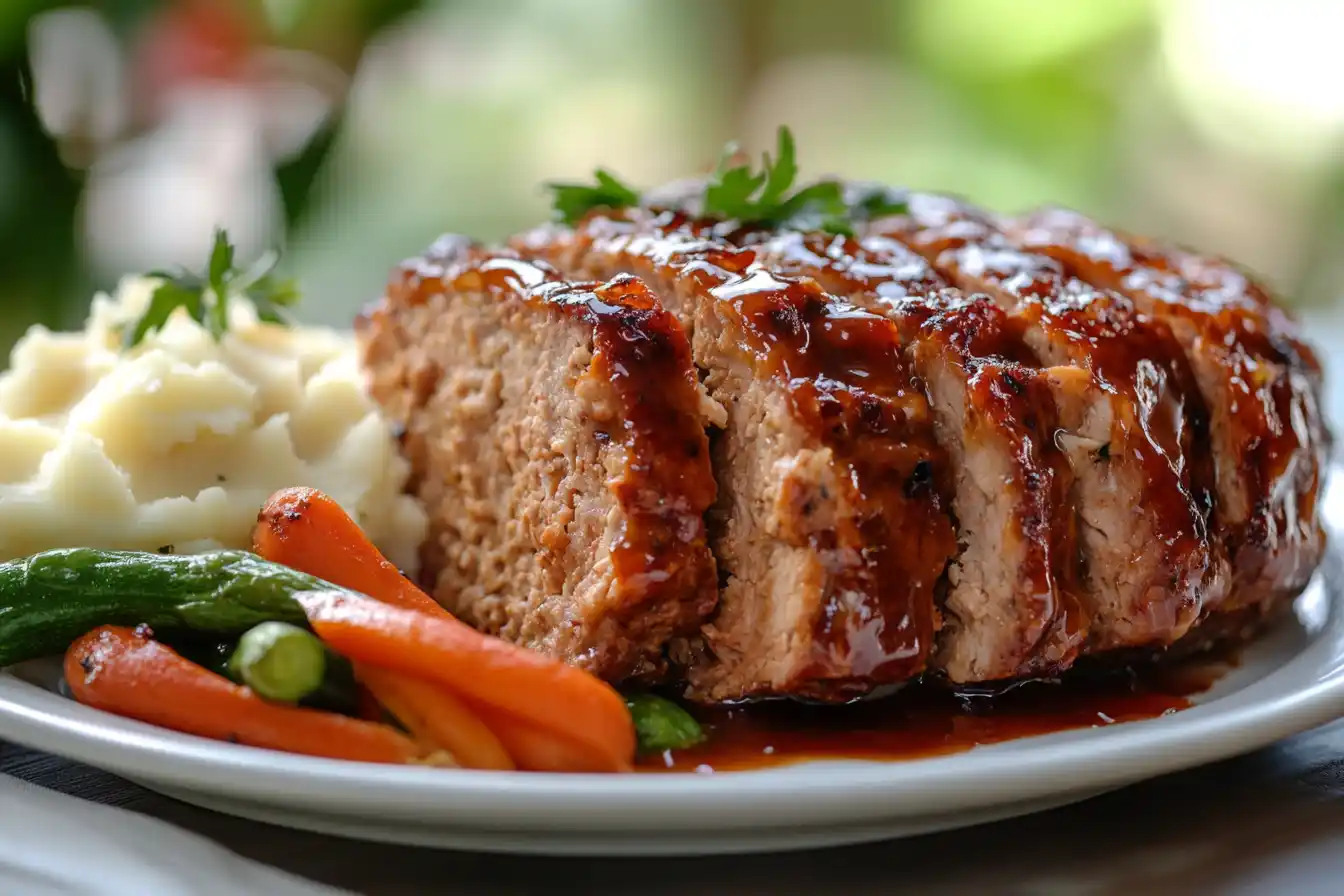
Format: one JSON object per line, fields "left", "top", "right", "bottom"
{"left": 872, "top": 193, "right": 1225, "bottom": 650}
{"left": 517, "top": 214, "right": 959, "bottom": 701}
{"left": 745, "top": 230, "right": 1087, "bottom": 681}
{"left": 357, "top": 237, "right": 720, "bottom": 681}
{"left": 1006, "top": 208, "right": 1329, "bottom": 616}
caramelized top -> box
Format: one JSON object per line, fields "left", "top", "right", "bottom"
{"left": 868, "top": 194, "right": 1222, "bottom": 632}
{"left": 541, "top": 209, "right": 960, "bottom": 694}
{"left": 1006, "top": 207, "right": 1327, "bottom": 593}
{"left": 745, "top": 227, "right": 1088, "bottom": 673}
{"left": 388, "top": 240, "right": 719, "bottom": 676}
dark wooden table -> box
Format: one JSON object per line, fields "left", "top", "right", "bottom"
{"left": 6, "top": 720, "right": 1344, "bottom": 896}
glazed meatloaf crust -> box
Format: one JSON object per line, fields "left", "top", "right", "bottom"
{"left": 519, "top": 215, "right": 960, "bottom": 701}
{"left": 744, "top": 229, "right": 1088, "bottom": 680}
{"left": 858, "top": 193, "right": 1228, "bottom": 649}
{"left": 357, "top": 237, "right": 720, "bottom": 681}
{"left": 365, "top": 185, "right": 1327, "bottom": 703}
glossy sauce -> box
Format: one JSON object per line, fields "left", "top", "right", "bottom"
{"left": 1008, "top": 208, "right": 1327, "bottom": 602}
{"left": 872, "top": 195, "right": 1224, "bottom": 641}
{"left": 384, "top": 241, "right": 719, "bottom": 680}
{"left": 532, "top": 210, "right": 960, "bottom": 697}
{"left": 746, "top": 228, "right": 1088, "bottom": 677}
{"left": 638, "top": 659, "right": 1229, "bottom": 773}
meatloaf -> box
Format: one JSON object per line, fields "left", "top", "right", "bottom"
{"left": 364, "top": 188, "right": 1329, "bottom": 703}
{"left": 357, "top": 237, "right": 720, "bottom": 681}
{"left": 518, "top": 215, "right": 960, "bottom": 701}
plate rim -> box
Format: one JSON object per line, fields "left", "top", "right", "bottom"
{"left": 0, "top": 564, "right": 1341, "bottom": 833}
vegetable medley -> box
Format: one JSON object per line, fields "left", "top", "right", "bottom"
{"left": 3, "top": 486, "right": 704, "bottom": 772}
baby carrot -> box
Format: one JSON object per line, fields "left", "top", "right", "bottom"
{"left": 254, "top": 487, "right": 445, "bottom": 617}
{"left": 357, "top": 666, "right": 515, "bottom": 771}
{"left": 255, "top": 486, "right": 638, "bottom": 772}
{"left": 66, "top": 626, "right": 423, "bottom": 765}
{"left": 296, "top": 591, "right": 636, "bottom": 769}
{"left": 475, "top": 707, "right": 632, "bottom": 773}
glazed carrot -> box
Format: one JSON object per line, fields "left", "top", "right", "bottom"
{"left": 66, "top": 626, "right": 423, "bottom": 765}
{"left": 255, "top": 486, "right": 637, "bottom": 772}
{"left": 475, "top": 707, "right": 632, "bottom": 773}
{"left": 254, "top": 487, "right": 445, "bottom": 617}
{"left": 357, "top": 666, "right": 514, "bottom": 771}
{"left": 296, "top": 591, "right": 636, "bottom": 768}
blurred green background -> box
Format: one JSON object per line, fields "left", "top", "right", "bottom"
{"left": 2, "top": 0, "right": 1343, "bottom": 352}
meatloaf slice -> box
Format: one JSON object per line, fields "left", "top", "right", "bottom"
{"left": 517, "top": 213, "right": 959, "bottom": 701}
{"left": 869, "top": 193, "right": 1226, "bottom": 651}
{"left": 1005, "top": 208, "right": 1328, "bottom": 616}
{"left": 357, "top": 237, "right": 720, "bottom": 681}
{"left": 744, "top": 229, "right": 1087, "bottom": 681}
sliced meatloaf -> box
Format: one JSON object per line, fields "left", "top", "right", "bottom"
{"left": 357, "top": 237, "right": 720, "bottom": 681}
{"left": 516, "top": 214, "right": 959, "bottom": 701}
{"left": 1004, "top": 208, "right": 1329, "bottom": 617}
{"left": 743, "top": 229, "right": 1087, "bottom": 681}
{"left": 866, "top": 192, "right": 1227, "bottom": 651}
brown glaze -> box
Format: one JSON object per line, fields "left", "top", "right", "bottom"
{"left": 388, "top": 241, "right": 719, "bottom": 676}
{"left": 713, "top": 284, "right": 955, "bottom": 687}
{"left": 743, "top": 228, "right": 1088, "bottom": 677}
{"left": 912, "top": 300, "right": 1089, "bottom": 671}
{"left": 527, "top": 210, "right": 960, "bottom": 696}
{"left": 869, "top": 195, "right": 1225, "bottom": 644}
{"left": 716, "top": 267, "right": 958, "bottom": 688}
{"left": 1007, "top": 208, "right": 1328, "bottom": 604}
{"left": 637, "top": 657, "right": 1225, "bottom": 772}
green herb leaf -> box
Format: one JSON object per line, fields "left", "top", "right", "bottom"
{"left": 206, "top": 229, "right": 234, "bottom": 338}
{"left": 757, "top": 126, "right": 797, "bottom": 209}
{"left": 123, "top": 281, "right": 198, "bottom": 351}
{"left": 625, "top": 693, "right": 706, "bottom": 754}
{"left": 123, "top": 231, "right": 299, "bottom": 350}
{"left": 547, "top": 168, "right": 641, "bottom": 225}
{"left": 247, "top": 275, "right": 301, "bottom": 325}
{"left": 546, "top": 126, "right": 907, "bottom": 237}
{"left": 701, "top": 126, "right": 851, "bottom": 235}
{"left": 774, "top": 179, "right": 850, "bottom": 232}
{"left": 848, "top": 185, "right": 910, "bottom": 221}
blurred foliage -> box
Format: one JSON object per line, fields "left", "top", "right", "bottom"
{"left": 0, "top": 0, "right": 1341, "bottom": 351}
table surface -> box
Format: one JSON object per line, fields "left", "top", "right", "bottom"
{"left": 5, "top": 718, "right": 1344, "bottom": 896}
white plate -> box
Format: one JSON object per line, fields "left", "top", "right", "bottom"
{"left": 1, "top": 476, "right": 1341, "bottom": 857}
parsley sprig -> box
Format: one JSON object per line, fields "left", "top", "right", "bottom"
{"left": 544, "top": 126, "right": 912, "bottom": 235}
{"left": 546, "top": 169, "right": 641, "bottom": 226}
{"left": 702, "top": 126, "right": 853, "bottom": 233}
{"left": 846, "top": 183, "right": 911, "bottom": 223}
{"left": 125, "top": 230, "right": 299, "bottom": 350}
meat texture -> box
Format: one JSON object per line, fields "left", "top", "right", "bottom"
{"left": 1004, "top": 207, "right": 1328, "bottom": 618}
{"left": 744, "top": 229, "right": 1086, "bottom": 681}
{"left": 517, "top": 214, "right": 960, "bottom": 701}
{"left": 863, "top": 192, "right": 1229, "bottom": 652}
{"left": 362, "top": 185, "right": 1328, "bottom": 703}
{"left": 357, "top": 238, "right": 720, "bottom": 682}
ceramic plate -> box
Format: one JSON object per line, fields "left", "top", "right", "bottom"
{"left": 0, "top": 473, "right": 1340, "bottom": 857}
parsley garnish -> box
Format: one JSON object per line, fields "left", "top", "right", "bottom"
{"left": 703, "top": 126, "right": 851, "bottom": 233}
{"left": 542, "top": 126, "right": 911, "bottom": 235}
{"left": 125, "top": 229, "right": 299, "bottom": 349}
{"left": 546, "top": 169, "right": 641, "bottom": 225}
{"left": 847, "top": 184, "right": 910, "bottom": 222}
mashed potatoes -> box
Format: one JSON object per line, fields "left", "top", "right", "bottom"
{"left": 0, "top": 278, "right": 427, "bottom": 571}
